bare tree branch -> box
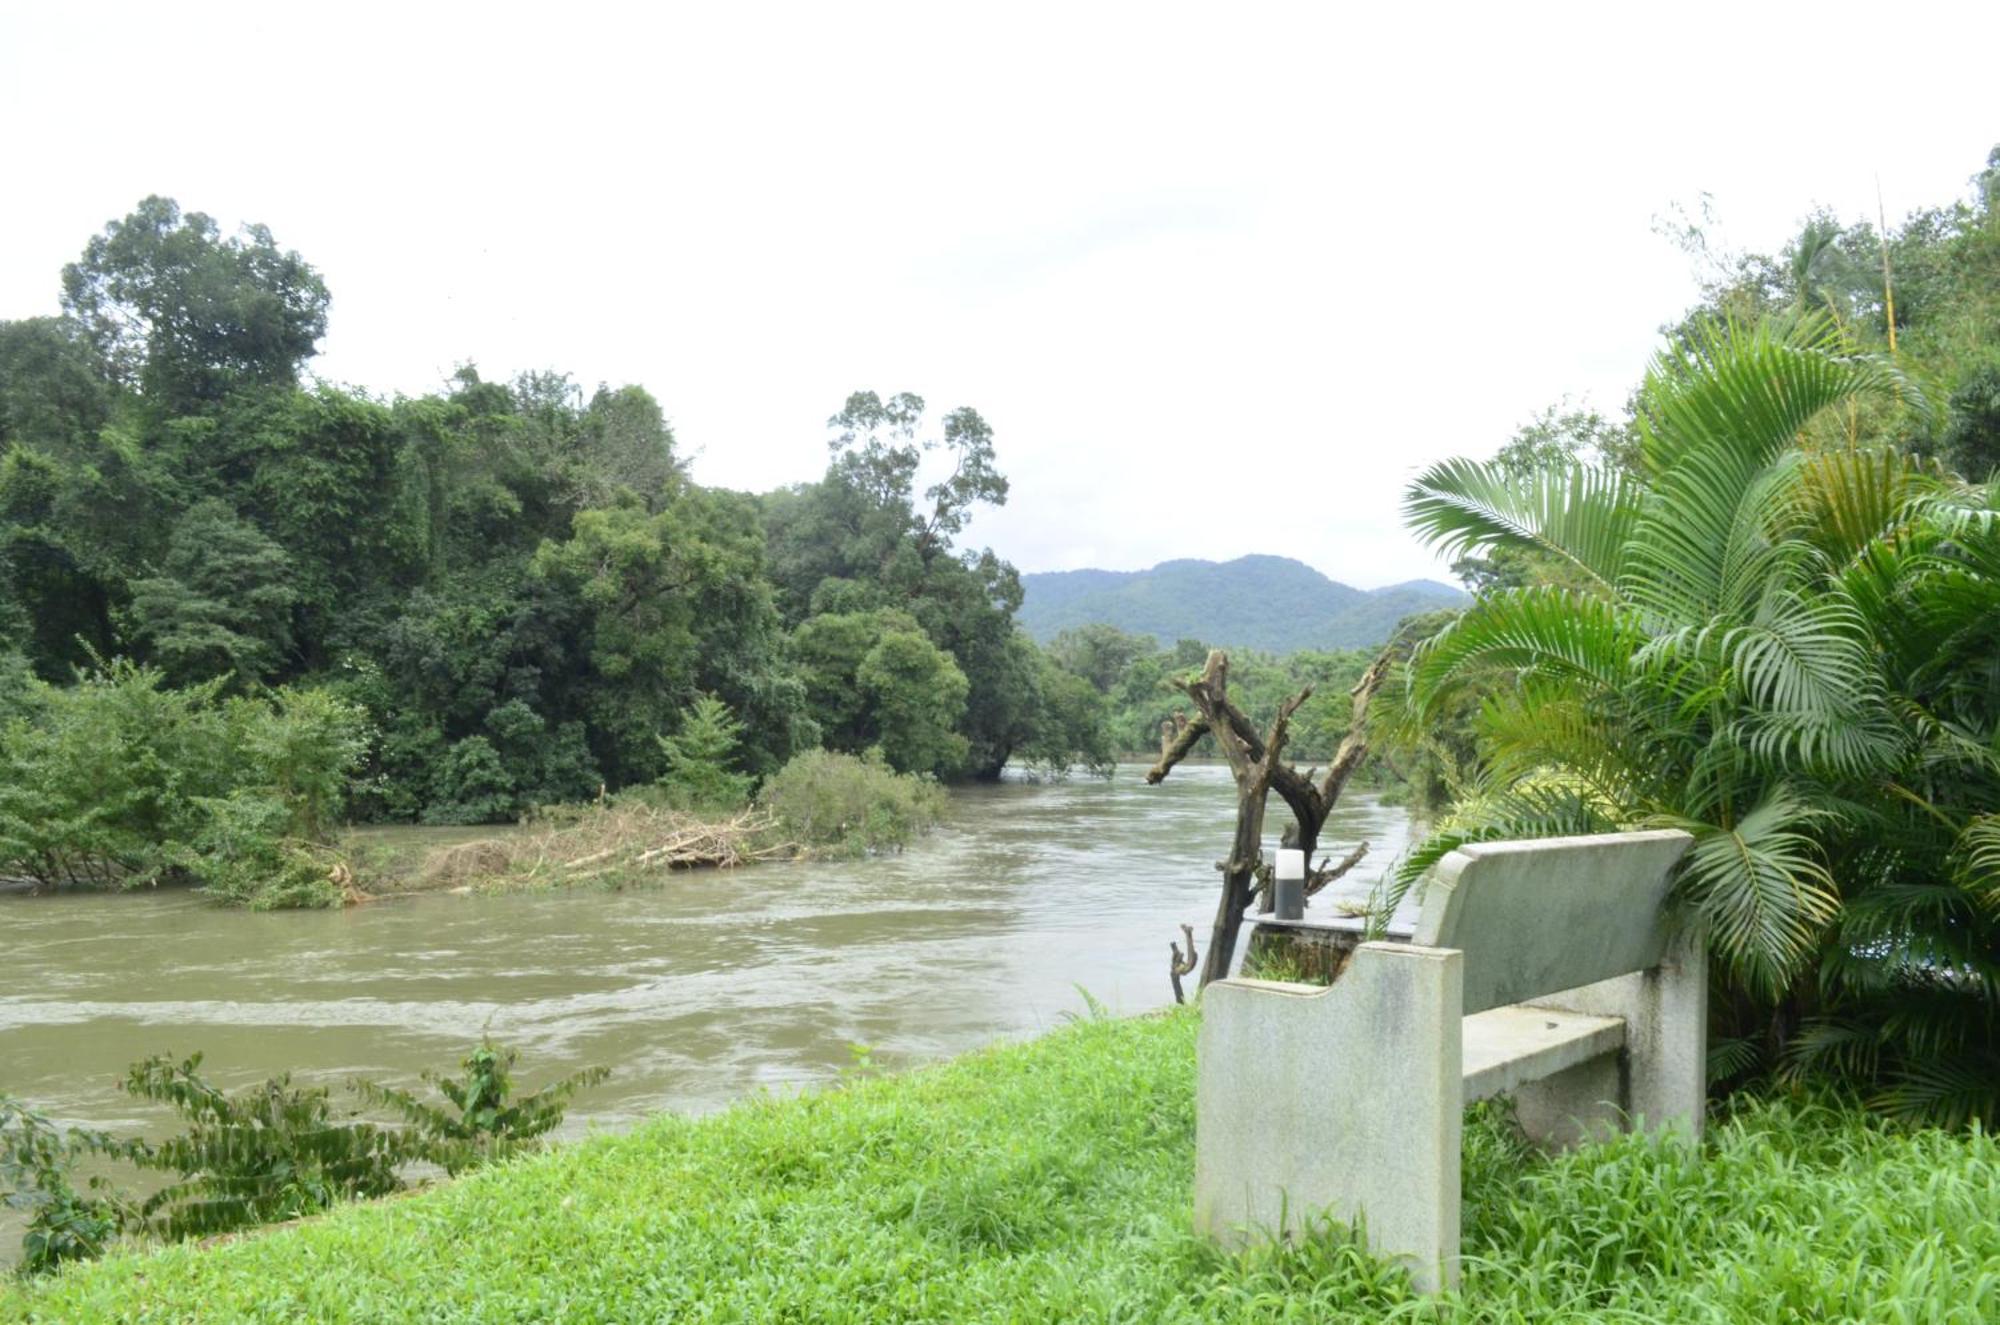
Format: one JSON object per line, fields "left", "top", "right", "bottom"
{"left": 1316, "top": 652, "right": 1393, "bottom": 805}
{"left": 1305, "top": 840, "right": 1370, "bottom": 897}
{"left": 1169, "top": 924, "right": 1198, "bottom": 1004}
{"left": 1146, "top": 713, "right": 1211, "bottom": 784}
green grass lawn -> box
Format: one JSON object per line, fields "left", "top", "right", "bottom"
{"left": 5, "top": 1007, "right": 1995, "bottom": 1323}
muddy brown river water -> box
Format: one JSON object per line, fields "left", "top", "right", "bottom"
{"left": 0, "top": 765, "right": 1411, "bottom": 1258}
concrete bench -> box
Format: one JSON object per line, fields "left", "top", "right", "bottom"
{"left": 1194, "top": 829, "right": 1701, "bottom": 1293}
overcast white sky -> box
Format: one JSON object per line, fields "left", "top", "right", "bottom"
{"left": 3, "top": 3, "right": 1996, "bottom": 587}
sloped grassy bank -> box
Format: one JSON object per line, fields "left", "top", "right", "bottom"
{"left": 6, "top": 1008, "right": 1995, "bottom": 1323}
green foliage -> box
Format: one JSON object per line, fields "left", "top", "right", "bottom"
{"left": 656, "top": 694, "right": 754, "bottom": 811}
{"left": 1047, "top": 629, "right": 1386, "bottom": 766}
{"left": 0, "top": 661, "right": 365, "bottom": 905}
{"left": 352, "top": 1041, "right": 611, "bottom": 1177}
{"left": 758, "top": 749, "right": 946, "bottom": 855}
{"left": 126, "top": 499, "right": 297, "bottom": 686}
{"left": 1016, "top": 652, "right": 1116, "bottom": 778}
{"left": 792, "top": 609, "right": 971, "bottom": 776}
{"left": 6, "top": 1012, "right": 1997, "bottom": 1320}
{"left": 0, "top": 1097, "right": 133, "bottom": 1276}
{"left": 122, "top": 1054, "right": 411, "bottom": 1243}
{"left": 0, "top": 318, "right": 110, "bottom": 453}
{"left": 59, "top": 196, "right": 328, "bottom": 408}
{"left": 2, "top": 1038, "right": 610, "bottom": 1273}
{"left": 1402, "top": 317, "right": 2000, "bottom": 1125}
{"left": 764, "top": 391, "right": 1108, "bottom": 779}
{"left": 3, "top": 202, "right": 1115, "bottom": 826}
{"left": 858, "top": 628, "right": 971, "bottom": 777}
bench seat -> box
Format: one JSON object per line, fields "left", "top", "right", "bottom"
{"left": 1461, "top": 1005, "right": 1625, "bottom": 1103}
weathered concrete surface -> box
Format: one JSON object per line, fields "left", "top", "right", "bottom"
{"left": 1413, "top": 829, "right": 1694, "bottom": 1015}
{"left": 1461, "top": 1005, "right": 1625, "bottom": 1103}
{"left": 1197, "top": 943, "right": 1464, "bottom": 1293}
{"left": 1525, "top": 921, "right": 1708, "bottom": 1139}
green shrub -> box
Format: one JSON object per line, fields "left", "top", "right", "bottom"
{"left": 0, "top": 1097, "right": 134, "bottom": 1276}
{"left": 353, "top": 1040, "right": 611, "bottom": 1176}
{"left": 163, "top": 793, "right": 342, "bottom": 910}
{"left": 123, "top": 1054, "right": 411, "bottom": 1243}
{"left": 0, "top": 660, "right": 366, "bottom": 905}
{"left": 758, "top": 748, "right": 946, "bottom": 855}
{"left": 2, "top": 1040, "right": 609, "bottom": 1273}
{"left": 655, "top": 693, "right": 753, "bottom": 812}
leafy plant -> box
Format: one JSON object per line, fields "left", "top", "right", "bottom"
{"left": 123, "top": 1054, "right": 412, "bottom": 1241}
{"left": 757, "top": 748, "right": 947, "bottom": 855}
{"left": 1400, "top": 315, "right": 2000, "bottom": 1124}
{"left": 352, "top": 1041, "right": 610, "bottom": 1176}
{"left": 0, "top": 1096, "right": 135, "bottom": 1276}
{"left": 0, "top": 660, "right": 366, "bottom": 906}
{"left": 656, "top": 693, "right": 754, "bottom": 812}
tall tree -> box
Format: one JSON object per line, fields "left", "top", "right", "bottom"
{"left": 60, "top": 197, "right": 328, "bottom": 408}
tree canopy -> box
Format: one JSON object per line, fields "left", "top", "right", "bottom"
{"left": 0, "top": 199, "right": 1115, "bottom": 831}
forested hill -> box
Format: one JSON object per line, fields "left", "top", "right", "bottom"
{"left": 1017, "top": 555, "right": 1466, "bottom": 651}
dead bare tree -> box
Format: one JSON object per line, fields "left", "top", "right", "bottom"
{"left": 1149, "top": 648, "right": 1392, "bottom": 989}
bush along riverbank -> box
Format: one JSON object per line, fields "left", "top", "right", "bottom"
{"left": 0, "top": 662, "right": 946, "bottom": 908}
{"left": 0, "top": 1042, "right": 609, "bottom": 1276}
{"left": 6, "top": 1007, "right": 1995, "bottom": 1322}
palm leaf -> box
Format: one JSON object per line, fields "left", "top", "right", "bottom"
{"left": 1953, "top": 814, "right": 2000, "bottom": 911}
{"left": 1406, "top": 586, "right": 1643, "bottom": 715}
{"left": 1635, "top": 315, "right": 1919, "bottom": 476}
{"left": 1402, "top": 458, "right": 1640, "bottom": 593}
{"left": 1663, "top": 785, "right": 1841, "bottom": 997}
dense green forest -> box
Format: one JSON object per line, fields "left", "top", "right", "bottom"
{"left": 0, "top": 199, "right": 1139, "bottom": 839}
{"left": 1018, "top": 556, "right": 1465, "bottom": 651}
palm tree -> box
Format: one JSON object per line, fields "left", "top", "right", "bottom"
{"left": 1398, "top": 317, "right": 1999, "bottom": 1125}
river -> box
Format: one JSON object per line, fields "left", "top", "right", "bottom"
{"left": 1, "top": 765, "right": 1411, "bottom": 1252}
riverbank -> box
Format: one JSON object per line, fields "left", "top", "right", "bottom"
{"left": 7, "top": 1007, "right": 1994, "bottom": 1322}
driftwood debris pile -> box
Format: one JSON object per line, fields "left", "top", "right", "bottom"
{"left": 415, "top": 803, "right": 795, "bottom": 892}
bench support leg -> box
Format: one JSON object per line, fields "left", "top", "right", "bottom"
{"left": 1523, "top": 923, "right": 1707, "bottom": 1142}
{"left": 1196, "top": 943, "right": 1464, "bottom": 1292}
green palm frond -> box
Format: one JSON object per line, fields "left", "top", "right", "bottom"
{"left": 1664, "top": 785, "right": 1841, "bottom": 997}
{"left": 1619, "top": 442, "right": 1793, "bottom": 626}
{"left": 1624, "top": 322, "right": 1916, "bottom": 624}
{"left": 1952, "top": 815, "right": 2000, "bottom": 910}
{"left": 1402, "top": 458, "right": 1640, "bottom": 593}
{"left": 1397, "top": 316, "right": 1992, "bottom": 1126}
{"left": 1706, "top": 1035, "right": 1765, "bottom": 1084}
{"left": 1871, "top": 1055, "right": 2000, "bottom": 1130}
{"left": 1473, "top": 678, "right": 1651, "bottom": 804}
{"left": 1636, "top": 315, "right": 1920, "bottom": 477}
{"left": 1388, "top": 781, "right": 1618, "bottom": 897}
{"left": 1407, "top": 586, "right": 1643, "bottom": 715}
{"left": 1721, "top": 591, "right": 1900, "bottom": 775}
{"left": 1782, "top": 1018, "right": 1882, "bottom": 1084}
{"left": 1796, "top": 446, "right": 1931, "bottom": 567}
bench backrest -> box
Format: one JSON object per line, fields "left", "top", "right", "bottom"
{"left": 1411, "top": 829, "right": 1693, "bottom": 1015}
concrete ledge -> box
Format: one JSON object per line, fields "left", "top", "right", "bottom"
{"left": 1461, "top": 1005, "right": 1625, "bottom": 1103}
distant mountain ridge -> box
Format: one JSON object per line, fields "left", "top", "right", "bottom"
{"left": 1017, "top": 554, "right": 1466, "bottom": 652}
